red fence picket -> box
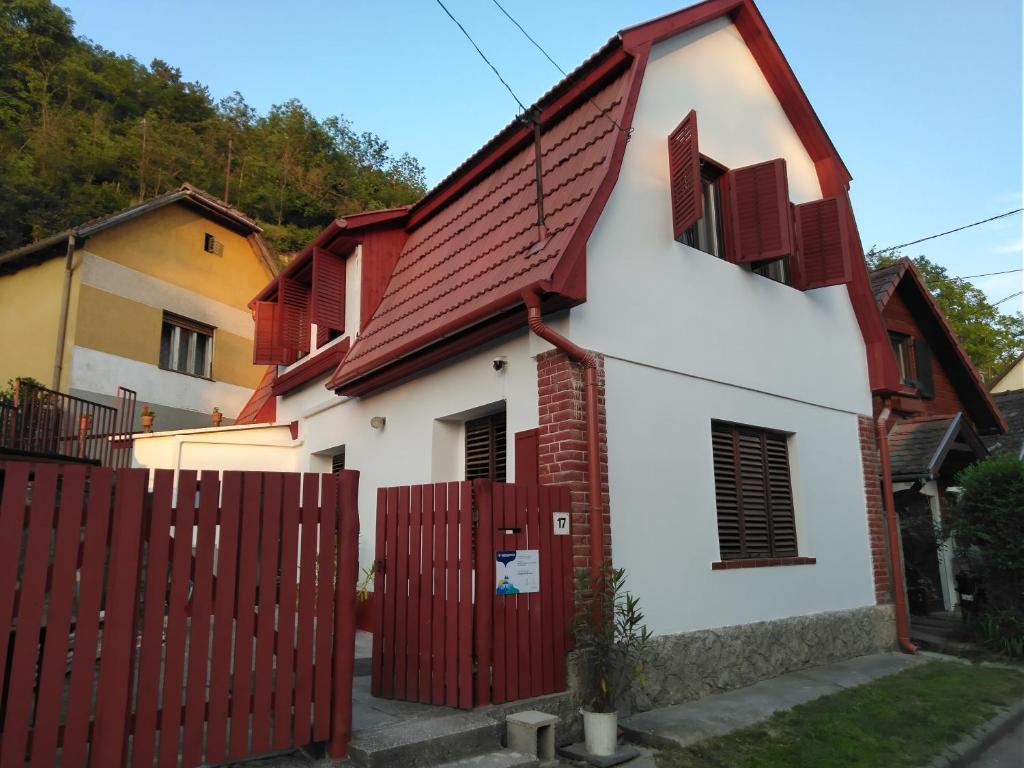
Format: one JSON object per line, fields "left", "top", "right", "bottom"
{"left": 0, "top": 461, "right": 360, "bottom": 768}
{"left": 372, "top": 480, "right": 574, "bottom": 708}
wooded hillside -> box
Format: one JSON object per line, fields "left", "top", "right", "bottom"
{"left": 0, "top": 0, "right": 426, "bottom": 260}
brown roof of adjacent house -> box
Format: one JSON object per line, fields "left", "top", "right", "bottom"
{"left": 0, "top": 183, "right": 275, "bottom": 276}
{"left": 982, "top": 389, "right": 1024, "bottom": 457}
{"left": 869, "top": 260, "right": 909, "bottom": 308}
{"left": 886, "top": 413, "right": 987, "bottom": 481}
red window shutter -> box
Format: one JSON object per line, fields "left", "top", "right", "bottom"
{"left": 793, "top": 196, "right": 852, "bottom": 289}
{"left": 252, "top": 301, "right": 280, "bottom": 365}
{"left": 668, "top": 110, "right": 702, "bottom": 241}
{"left": 311, "top": 247, "right": 346, "bottom": 333}
{"left": 725, "top": 159, "right": 792, "bottom": 263}
{"left": 279, "top": 277, "right": 310, "bottom": 354}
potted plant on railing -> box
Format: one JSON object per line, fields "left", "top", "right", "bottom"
{"left": 572, "top": 565, "right": 652, "bottom": 757}
{"left": 211, "top": 407, "right": 223, "bottom": 427}
{"left": 140, "top": 404, "right": 155, "bottom": 433}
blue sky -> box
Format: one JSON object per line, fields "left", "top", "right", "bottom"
{"left": 62, "top": 0, "right": 1022, "bottom": 313}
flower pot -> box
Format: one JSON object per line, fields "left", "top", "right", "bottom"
{"left": 581, "top": 709, "right": 618, "bottom": 756}
{"left": 211, "top": 411, "right": 223, "bottom": 426}
{"left": 355, "top": 594, "right": 375, "bottom": 632}
{"left": 141, "top": 415, "right": 154, "bottom": 433}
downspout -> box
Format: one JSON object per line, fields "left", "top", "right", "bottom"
{"left": 876, "top": 398, "right": 918, "bottom": 654}
{"left": 52, "top": 233, "right": 77, "bottom": 390}
{"left": 521, "top": 289, "right": 605, "bottom": 586}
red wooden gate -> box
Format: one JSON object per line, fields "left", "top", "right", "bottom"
{"left": 371, "top": 480, "right": 573, "bottom": 708}
{"left": 0, "top": 462, "right": 360, "bottom": 767}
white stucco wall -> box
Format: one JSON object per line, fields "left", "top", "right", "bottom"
{"left": 132, "top": 423, "right": 300, "bottom": 475}
{"left": 274, "top": 331, "right": 546, "bottom": 569}
{"left": 569, "top": 18, "right": 877, "bottom": 633}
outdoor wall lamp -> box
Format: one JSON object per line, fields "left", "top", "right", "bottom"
{"left": 369, "top": 416, "right": 386, "bottom": 430}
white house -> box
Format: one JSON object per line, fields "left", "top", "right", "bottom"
{"left": 134, "top": 0, "right": 905, "bottom": 707}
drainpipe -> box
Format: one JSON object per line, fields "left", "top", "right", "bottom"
{"left": 876, "top": 398, "right": 918, "bottom": 654}
{"left": 52, "top": 233, "right": 77, "bottom": 390}
{"left": 521, "top": 289, "right": 605, "bottom": 587}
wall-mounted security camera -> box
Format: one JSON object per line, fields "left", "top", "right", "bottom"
{"left": 492, "top": 356, "right": 508, "bottom": 372}
{"left": 369, "top": 416, "right": 386, "bottom": 430}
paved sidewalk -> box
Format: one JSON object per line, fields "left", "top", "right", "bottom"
{"left": 968, "top": 719, "right": 1023, "bottom": 767}
{"left": 620, "top": 652, "right": 926, "bottom": 749}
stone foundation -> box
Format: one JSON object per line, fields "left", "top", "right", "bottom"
{"left": 572, "top": 604, "right": 896, "bottom": 714}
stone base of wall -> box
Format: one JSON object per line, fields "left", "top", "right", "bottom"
{"left": 579, "top": 605, "right": 896, "bottom": 714}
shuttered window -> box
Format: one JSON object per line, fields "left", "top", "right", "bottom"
{"left": 668, "top": 110, "right": 702, "bottom": 241}
{"left": 793, "top": 196, "right": 852, "bottom": 289}
{"left": 725, "top": 159, "right": 792, "bottom": 264}
{"left": 465, "top": 412, "right": 506, "bottom": 482}
{"left": 311, "top": 247, "right": 346, "bottom": 333}
{"left": 711, "top": 421, "right": 798, "bottom": 560}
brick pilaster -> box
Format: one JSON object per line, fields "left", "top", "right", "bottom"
{"left": 859, "top": 415, "right": 892, "bottom": 605}
{"left": 536, "top": 349, "right": 611, "bottom": 575}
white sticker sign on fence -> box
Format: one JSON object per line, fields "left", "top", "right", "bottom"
{"left": 553, "top": 512, "right": 570, "bottom": 535}
{"left": 496, "top": 549, "right": 540, "bottom": 595}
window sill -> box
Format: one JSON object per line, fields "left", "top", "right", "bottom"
{"left": 711, "top": 556, "right": 816, "bottom": 570}
{"left": 158, "top": 365, "right": 214, "bottom": 382}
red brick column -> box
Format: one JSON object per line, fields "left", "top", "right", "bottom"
{"left": 859, "top": 415, "right": 892, "bottom": 605}
{"left": 536, "top": 349, "right": 611, "bottom": 575}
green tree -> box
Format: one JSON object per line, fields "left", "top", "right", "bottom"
{"left": 867, "top": 250, "right": 1024, "bottom": 381}
{"left": 0, "top": 0, "right": 426, "bottom": 259}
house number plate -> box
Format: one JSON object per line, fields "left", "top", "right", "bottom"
{"left": 553, "top": 512, "right": 570, "bottom": 535}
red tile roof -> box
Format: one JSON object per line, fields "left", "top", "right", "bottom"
{"left": 311, "top": 0, "right": 867, "bottom": 394}
{"left": 326, "top": 65, "right": 638, "bottom": 390}
{"left": 235, "top": 366, "right": 278, "bottom": 424}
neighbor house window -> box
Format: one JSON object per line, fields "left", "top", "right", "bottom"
{"left": 710, "top": 421, "right": 798, "bottom": 560}
{"left": 204, "top": 233, "right": 224, "bottom": 255}
{"left": 682, "top": 161, "right": 726, "bottom": 259}
{"left": 160, "top": 313, "right": 213, "bottom": 378}
{"left": 465, "top": 411, "right": 506, "bottom": 481}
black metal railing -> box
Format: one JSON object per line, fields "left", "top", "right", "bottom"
{"left": 0, "top": 380, "right": 137, "bottom": 468}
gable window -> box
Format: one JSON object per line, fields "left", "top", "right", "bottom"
{"left": 203, "top": 233, "right": 224, "bottom": 256}
{"left": 682, "top": 160, "right": 726, "bottom": 259}
{"left": 710, "top": 421, "right": 798, "bottom": 560}
{"left": 160, "top": 313, "right": 213, "bottom": 378}
{"left": 888, "top": 332, "right": 935, "bottom": 398}
{"left": 465, "top": 411, "right": 506, "bottom": 481}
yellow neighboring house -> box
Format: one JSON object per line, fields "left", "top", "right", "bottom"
{"left": 0, "top": 184, "right": 277, "bottom": 431}
{"left": 990, "top": 353, "right": 1024, "bottom": 394}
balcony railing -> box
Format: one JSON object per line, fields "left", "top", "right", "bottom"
{"left": 0, "top": 380, "right": 136, "bottom": 468}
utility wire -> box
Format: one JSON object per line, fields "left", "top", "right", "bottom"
{"left": 872, "top": 208, "right": 1023, "bottom": 256}
{"left": 993, "top": 290, "right": 1023, "bottom": 307}
{"left": 957, "top": 267, "right": 1023, "bottom": 280}
{"left": 489, "top": 0, "right": 629, "bottom": 135}
{"left": 434, "top": 0, "right": 527, "bottom": 112}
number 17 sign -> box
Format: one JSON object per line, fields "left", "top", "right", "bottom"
{"left": 553, "top": 512, "right": 570, "bottom": 535}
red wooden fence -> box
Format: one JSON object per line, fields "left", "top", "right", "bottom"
{"left": 0, "top": 462, "right": 359, "bottom": 768}
{"left": 371, "top": 480, "right": 573, "bottom": 708}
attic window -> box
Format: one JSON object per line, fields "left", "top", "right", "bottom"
{"left": 204, "top": 233, "right": 224, "bottom": 256}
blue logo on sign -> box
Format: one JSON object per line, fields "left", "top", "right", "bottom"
{"left": 497, "top": 550, "right": 517, "bottom": 566}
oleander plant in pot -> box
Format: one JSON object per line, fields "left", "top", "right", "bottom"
{"left": 572, "top": 564, "right": 651, "bottom": 756}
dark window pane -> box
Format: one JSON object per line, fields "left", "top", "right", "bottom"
{"left": 159, "top": 323, "right": 174, "bottom": 368}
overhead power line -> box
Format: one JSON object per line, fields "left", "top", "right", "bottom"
{"left": 993, "top": 290, "right": 1023, "bottom": 307}
{"left": 957, "top": 267, "right": 1023, "bottom": 280}
{"left": 489, "top": 0, "right": 628, "bottom": 135}
{"left": 434, "top": 0, "right": 527, "bottom": 112}
{"left": 873, "top": 208, "right": 1023, "bottom": 256}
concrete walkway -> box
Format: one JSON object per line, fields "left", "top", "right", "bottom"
{"left": 969, "top": 719, "right": 1024, "bottom": 768}
{"left": 620, "top": 652, "right": 926, "bottom": 750}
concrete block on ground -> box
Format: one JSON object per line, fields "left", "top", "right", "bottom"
{"left": 505, "top": 711, "right": 558, "bottom": 766}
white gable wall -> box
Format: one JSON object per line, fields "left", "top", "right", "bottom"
{"left": 572, "top": 18, "right": 877, "bottom": 634}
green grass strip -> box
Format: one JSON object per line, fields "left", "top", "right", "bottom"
{"left": 655, "top": 661, "right": 1024, "bottom": 768}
